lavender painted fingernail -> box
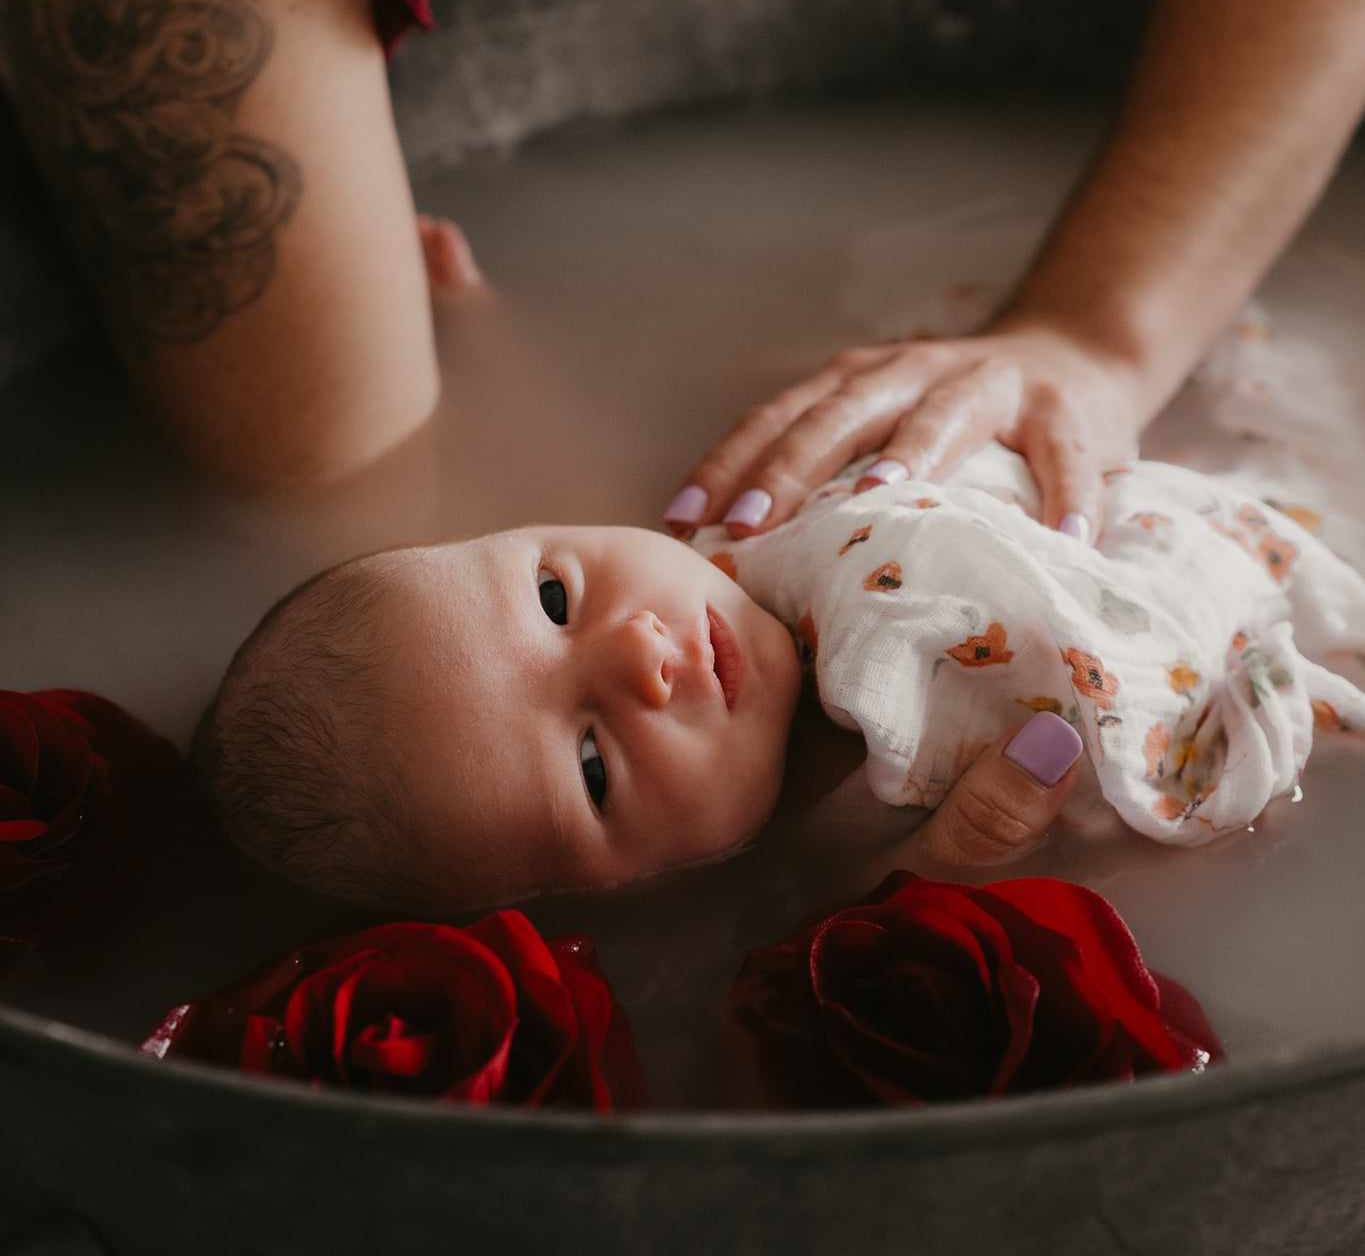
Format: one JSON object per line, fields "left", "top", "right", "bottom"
{"left": 664, "top": 484, "right": 708, "bottom": 526}
{"left": 1059, "top": 513, "right": 1091, "bottom": 545}
{"left": 724, "top": 489, "right": 773, "bottom": 531}
{"left": 862, "top": 458, "right": 908, "bottom": 487}
{"left": 1004, "top": 711, "right": 1084, "bottom": 787}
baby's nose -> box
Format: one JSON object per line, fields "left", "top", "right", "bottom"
{"left": 610, "top": 611, "right": 677, "bottom": 709}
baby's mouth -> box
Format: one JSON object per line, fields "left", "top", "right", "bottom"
{"left": 706, "top": 605, "right": 742, "bottom": 711}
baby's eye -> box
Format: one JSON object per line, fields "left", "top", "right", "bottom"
{"left": 538, "top": 573, "right": 568, "bottom": 625}
{"left": 580, "top": 730, "right": 608, "bottom": 809}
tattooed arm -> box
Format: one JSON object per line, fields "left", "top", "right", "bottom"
{"left": 2, "top": 0, "right": 437, "bottom": 485}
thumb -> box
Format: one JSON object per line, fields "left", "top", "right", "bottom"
{"left": 916, "top": 712, "right": 1084, "bottom": 867}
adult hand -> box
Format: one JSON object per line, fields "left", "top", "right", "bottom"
{"left": 664, "top": 317, "right": 1144, "bottom": 546}
{"left": 915, "top": 711, "right": 1084, "bottom": 866}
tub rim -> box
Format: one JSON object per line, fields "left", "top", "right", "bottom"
{"left": 3, "top": 998, "right": 1361, "bottom": 1153}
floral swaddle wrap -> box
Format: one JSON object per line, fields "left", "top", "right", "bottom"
{"left": 692, "top": 445, "right": 1365, "bottom": 844}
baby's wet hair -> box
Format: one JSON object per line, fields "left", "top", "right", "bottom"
{"left": 193, "top": 551, "right": 425, "bottom": 911}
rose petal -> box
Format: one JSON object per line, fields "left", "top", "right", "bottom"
{"left": 988, "top": 961, "right": 1041, "bottom": 1093}
{"left": 240, "top": 1015, "right": 286, "bottom": 1073}
{"left": 822, "top": 997, "right": 985, "bottom": 1103}
{"left": 979, "top": 879, "right": 1189, "bottom": 1075}
{"left": 556, "top": 943, "right": 646, "bottom": 1112}
{"left": 812, "top": 916, "right": 1004, "bottom": 1102}
{"left": 0, "top": 784, "right": 35, "bottom": 822}
{"left": 1152, "top": 974, "right": 1225, "bottom": 1066}
{"left": 283, "top": 934, "right": 521, "bottom": 1098}
{"left": 466, "top": 912, "right": 580, "bottom": 1105}
{"left": 0, "top": 843, "right": 65, "bottom": 898}
{"left": 21, "top": 697, "right": 96, "bottom": 822}
{"left": 0, "top": 819, "right": 48, "bottom": 845}
{"left": 141, "top": 1004, "right": 194, "bottom": 1060}
{"left": 0, "top": 697, "right": 41, "bottom": 791}
{"left": 350, "top": 1018, "right": 438, "bottom": 1079}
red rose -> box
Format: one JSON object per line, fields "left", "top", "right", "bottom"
{"left": 0, "top": 689, "right": 180, "bottom": 947}
{"left": 143, "top": 915, "right": 646, "bottom": 1111}
{"left": 732, "top": 872, "right": 1222, "bottom": 1106}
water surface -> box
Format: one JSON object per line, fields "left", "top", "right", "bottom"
{"left": 3, "top": 101, "right": 1363, "bottom": 1107}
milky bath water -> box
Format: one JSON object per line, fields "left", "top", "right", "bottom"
{"left": 2, "top": 101, "right": 1364, "bottom": 1106}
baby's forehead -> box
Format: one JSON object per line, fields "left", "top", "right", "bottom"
{"left": 379, "top": 537, "right": 529, "bottom": 696}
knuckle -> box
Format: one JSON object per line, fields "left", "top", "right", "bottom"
{"left": 1025, "top": 416, "right": 1087, "bottom": 463}
{"left": 829, "top": 347, "right": 882, "bottom": 371}
{"left": 692, "top": 450, "right": 747, "bottom": 489}
{"left": 1027, "top": 381, "right": 1066, "bottom": 417}
{"left": 739, "top": 402, "right": 790, "bottom": 435}
{"left": 906, "top": 341, "right": 948, "bottom": 369}
{"left": 903, "top": 392, "right": 958, "bottom": 433}
{"left": 944, "top": 782, "right": 1039, "bottom": 863}
{"left": 803, "top": 395, "right": 855, "bottom": 430}
{"left": 759, "top": 456, "right": 811, "bottom": 500}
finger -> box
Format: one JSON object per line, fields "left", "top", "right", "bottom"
{"left": 663, "top": 349, "right": 894, "bottom": 535}
{"left": 1018, "top": 409, "right": 1104, "bottom": 543}
{"left": 719, "top": 353, "right": 942, "bottom": 536}
{"left": 418, "top": 215, "right": 485, "bottom": 296}
{"left": 915, "top": 712, "right": 1083, "bottom": 867}
{"left": 856, "top": 361, "right": 1022, "bottom": 493}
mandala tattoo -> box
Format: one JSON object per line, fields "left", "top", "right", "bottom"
{"left": 7, "top": 0, "right": 302, "bottom": 343}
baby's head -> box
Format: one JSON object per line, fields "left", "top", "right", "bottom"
{"left": 195, "top": 526, "right": 803, "bottom": 913}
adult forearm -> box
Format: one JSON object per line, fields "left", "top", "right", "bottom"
{"left": 1003, "top": 0, "right": 1365, "bottom": 420}
{"left": 3, "top": 0, "right": 438, "bottom": 486}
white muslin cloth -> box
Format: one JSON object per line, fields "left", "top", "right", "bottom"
{"left": 693, "top": 446, "right": 1365, "bottom": 844}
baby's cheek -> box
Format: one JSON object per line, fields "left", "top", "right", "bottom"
{"left": 709, "top": 747, "right": 785, "bottom": 853}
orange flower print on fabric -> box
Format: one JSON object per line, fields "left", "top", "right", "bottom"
{"left": 1152, "top": 794, "right": 1188, "bottom": 822}
{"left": 912, "top": 497, "right": 941, "bottom": 510}
{"left": 864, "top": 562, "right": 903, "bottom": 593}
{"left": 1128, "top": 512, "right": 1172, "bottom": 531}
{"left": 710, "top": 552, "right": 738, "bottom": 581}
{"left": 839, "top": 525, "right": 872, "bottom": 557}
{"left": 1312, "top": 700, "right": 1345, "bottom": 733}
{"left": 947, "top": 622, "right": 1015, "bottom": 669}
{"left": 1235, "top": 504, "right": 1270, "bottom": 531}
{"left": 1266, "top": 502, "right": 1321, "bottom": 532}
{"left": 1168, "top": 663, "right": 1200, "bottom": 695}
{"left": 1231, "top": 631, "right": 1249, "bottom": 653}
{"left": 1062, "top": 648, "right": 1120, "bottom": 710}
{"left": 795, "top": 611, "right": 819, "bottom": 668}
{"left": 1209, "top": 520, "right": 1250, "bottom": 550}
{"left": 1152, "top": 785, "right": 1218, "bottom": 826}
{"left": 1257, "top": 532, "right": 1298, "bottom": 584}
{"left": 1144, "top": 723, "right": 1171, "bottom": 779}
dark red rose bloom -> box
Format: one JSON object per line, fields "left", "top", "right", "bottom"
{"left": 0, "top": 689, "right": 181, "bottom": 947}
{"left": 143, "top": 915, "right": 646, "bottom": 1111}
{"left": 732, "top": 872, "right": 1223, "bottom": 1106}
{"left": 374, "top": 0, "right": 434, "bottom": 56}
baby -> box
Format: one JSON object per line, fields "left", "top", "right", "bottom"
{"left": 196, "top": 525, "right": 805, "bottom": 912}
{"left": 197, "top": 450, "right": 1365, "bottom": 913}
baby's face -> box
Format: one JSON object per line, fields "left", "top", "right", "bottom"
{"left": 382, "top": 525, "right": 803, "bottom": 907}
